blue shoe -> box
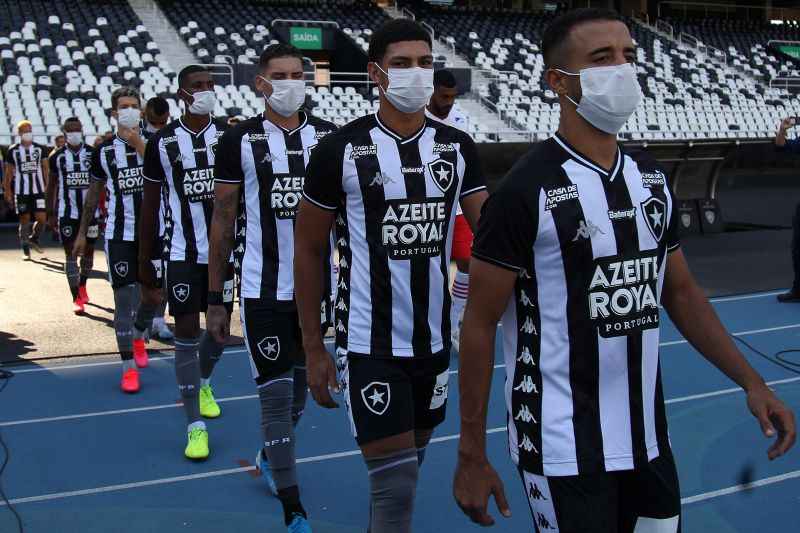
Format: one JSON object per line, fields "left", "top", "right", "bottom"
{"left": 287, "top": 514, "right": 312, "bottom": 533}
{"left": 255, "top": 448, "right": 277, "bottom": 496}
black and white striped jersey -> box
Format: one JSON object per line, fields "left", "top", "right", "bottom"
{"left": 143, "top": 117, "right": 228, "bottom": 264}
{"left": 49, "top": 144, "right": 93, "bottom": 220}
{"left": 7, "top": 143, "right": 47, "bottom": 195}
{"left": 90, "top": 136, "right": 145, "bottom": 242}
{"left": 215, "top": 112, "right": 337, "bottom": 304}
{"left": 472, "top": 134, "right": 680, "bottom": 477}
{"left": 303, "top": 114, "right": 486, "bottom": 359}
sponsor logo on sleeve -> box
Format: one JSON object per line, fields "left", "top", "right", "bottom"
{"left": 641, "top": 170, "right": 666, "bottom": 188}
{"left": 544, "top": 184, "right": 579, "bottom": 211}
{"left": 349, "top": 144, "right": 377, "bottom": 160}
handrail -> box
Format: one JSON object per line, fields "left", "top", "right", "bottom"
{"left": 656, "top": 19, "right": 674, "bottom": 39}
{"left": 658, "top": 1, "right": 800, "bottom": 20}
{"left": 195, "top": 62, "right": 234, "bottom": 86}
{"left": 421, "top": 21, "right": 435, "bottom": 42}
{"left": 270, "top": 19, "right": 340, "bottom": 29}
{"left": 769, "top": 77, "right": 800, "bottom": 89}
{"left": 679, "top": 32, "right": 727, "bottom": 64}
{"left": 401, "top": 8, "right": 416, "bottom": 20}
{"left": 768, "top": 40, "right": 800, "bottom": 47}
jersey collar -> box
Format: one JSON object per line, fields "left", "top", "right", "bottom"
{"left": 179, "top": 116, "right": 214, "bottom": 137}
{"left": 263, "top": 111, "right": 308, "bottom": 136}
{"left": 374, "top": 113, "right": 426, "bottom": 145}
{"left": 553, "top": 132, "right": 623, "bottom": 181}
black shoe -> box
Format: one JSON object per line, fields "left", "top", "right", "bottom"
{"left": 777, "top": 290, "right": 800, "bottom": 303}
{"left": 22, "top": 244, "right": 31, "bottom": 261}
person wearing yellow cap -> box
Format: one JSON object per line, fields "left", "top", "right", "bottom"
{"left": 3, "top": 120, "right": 49, "bottom": 260}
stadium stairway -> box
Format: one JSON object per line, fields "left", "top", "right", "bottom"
{"left": 128, "top": 0, "right": 195, "bottom": 73}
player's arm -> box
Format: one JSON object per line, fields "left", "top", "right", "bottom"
{"left": 40, "top": 151, "right": 49, "bottom": 188}
{"left": 458, "top": 134, "right": 488, "bottom": 232}
{"left": 3, "top": 161, "right": 14, "bottom": 204}
{"left": 775, "top": 118, "right": 798, "bottom": 150}
{"left": 139, "top": 137, "right": 164, "bottom": 290}
{"left": 206, "top": 181, "right": 240, "bottom": 342}
{"left": 662, "top": 249, "right": 796, "bottom": 459}
{"left": 46, "top": 154, "right": 59, "bottom": 229}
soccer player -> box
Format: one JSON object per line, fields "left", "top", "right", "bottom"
{"left": 426, "top": 69, "right": 471, "bottom": 350}
{"left": 295, "top": 19, "right": 488, "bottom": 533}
{"left": 3, "top": 120, "right": 49, "bottom": 259}
{"left": 139, "top": 65, "right": 231, "bottom": 461}
{"left": 453, "top": 9, "right": 797, "bottom": 532}
{"left": 207, "top": 43, "right": 337, "bottom": 533}
{"left": 142, "top": 96, "right": 174, "bottom": 341}
{"left": 73, "top": 86, "right": 156, "bottom": 393}
{"left": 52, "top": 134, "right": 65, "bottom": 153}
{"left": 47, "top": 117, "right": 97, "bottom": 313}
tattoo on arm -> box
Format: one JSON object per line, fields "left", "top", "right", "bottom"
{"left": 79, "top": 181, "right": 102, "bottom": 236}
{"left": 208, "top": 184, "right": 239, "bottom": 292}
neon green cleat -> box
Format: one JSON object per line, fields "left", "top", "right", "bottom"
{"left": 185, "top": 428, "right": 210, "bottom": 460}
{"left": 199, "top": 384, "right": 221, "bottom": 418}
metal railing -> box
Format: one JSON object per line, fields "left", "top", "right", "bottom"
{"left": 658, "top": 1, "right": 800, "bottom": 20}
{"left": 656, "top": 19, "right": 674, "bottom": 39}
{"left": 421, "top": 21, "right": 435, "bottom": 42}
{"left": 679, "top": 33, "right": 728, "bottom": 65}
{"left": 769, "top": 77, "right": 800, "bottom": 89}
{"left": 402, "top": 8, "right": 416, "bottom": 20}
{"left": 271, "top": 19, "right": 339, "bottom": 29}
{"left": 197, "top": 63, "right": 234, "bottom": 86}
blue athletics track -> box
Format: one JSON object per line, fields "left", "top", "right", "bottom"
{"left": 1, "top": 289, "right": 799, "bottom": 533}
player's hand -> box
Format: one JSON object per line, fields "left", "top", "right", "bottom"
{"left": 47, "top": 214, "right": 58, "bottom": 232}
{"left": 747, "top": 383, "right": 796, "bottom": 460}
{"left": 4, "top": 192, "right": 14, "bottom": 209}
{"left": 206, "top": 304, "right": 230, "bottom": 344}
{"left": 117, "top": 125, "right": 137, "bottom": 142}
{"left": 780, "top": 117, "right": 796, "bottom": 133}
{"left": 72, "top": 235, "right": 87, "bottom": 258}
{"left": 138, "top": 259, "right": 158, "bottom": 289}
{"left": 454, "top": 453, "right": 511, "bottom": 526}
{"left": 307, "top": 343, "right": 339, "bottom": 408}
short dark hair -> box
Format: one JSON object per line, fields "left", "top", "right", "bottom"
{"left": 433, "top": 69, "right": 457, "bottom": 89}
{"left": 368, "top": 19, "right": 432, "bottom": 63}
{"left": 111, "top": 86, "right": 140, "bottom": 109}
{"left": 146, "top": 96, "right": 170, "bottom": 116}
{"left": 178, "top": 65, "right": 211, "bottom": 89}
{"left": 541, "top": 8, "right": 624, "bottom": 68}
{"left": 259, "top": 43, "right": 304, "bottom": 71}
{"left": 63, "top": 117, "right": 81, "bottom": 129}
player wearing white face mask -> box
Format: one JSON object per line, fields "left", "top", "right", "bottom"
{"left": 454, "top": 9, "right": 796, "bottom": 532}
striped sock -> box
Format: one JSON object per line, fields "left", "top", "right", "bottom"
{"left": 451, "top": 270, "right": 470, "bottom": 328}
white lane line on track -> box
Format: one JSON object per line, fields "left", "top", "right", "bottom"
{"left": 3, "top": 371, "right": 799, "bottom": 428}
{"left": 2, "top": 425, "right": 797, "bottom": 507}
{"left": 708, "top": 290, "right": 786, "bottom": 303}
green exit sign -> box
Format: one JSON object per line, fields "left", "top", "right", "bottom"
{"left": 290, "top": 27, "right": 322, "bottom": 50}
{"left": 779, "top": 45, "right": 800, "bottom": 58}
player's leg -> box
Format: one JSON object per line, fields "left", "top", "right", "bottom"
{"left": 518, "top": 468, "right": 618, "bottom": 532}
{"left": 107, "top": 240, "right": 141, "bottom": 392}
{"left": 168, "top": 261, "right": 208, "bottom": 459}
{"left": 342, "top": 357, "right": 419, "bottom": 533}
{"left": 450, "top": 214, "right": 473, "bottom": 351}
{"left": 59, "top": 219, "right": 82, "bottom": 312}
{"left": 617, "top": 453, "right": 681, "bottom": 533}
{"left": 78, "top": 219, "right": 100, "bottom": 304}
{"left": 17, "top": 207, "right": 31, "bottom": 259}
{"left": 197, "top": 264, "right": 233, "bottom": 418}
{"left": 241, "top": 299, "right": 310, "bottom": 531}
{"left": 29, "top": 201, "right": 47, "bottom": 253}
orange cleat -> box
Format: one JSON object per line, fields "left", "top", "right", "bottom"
{"left": 133, "top": 339, "right": 148, "bottom": 368}
{"left": 73, "top": 297, "right": 85, "bottom": 315}
{"left": 78, "top": 285, "right": 90, "bottom": 304}
{"left": 121, "top": 368, "right": 140, "bottom": 393}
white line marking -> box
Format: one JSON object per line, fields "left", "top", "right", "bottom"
{"left": 665, "top": 377, "right": 800, "bottom": 404}
{"left": 709, "top": 290, "right": 786, "bottom": 303}
{"left": 681, "top": 469, "right": 800, "bottom": 504}
{"left": 659, "top": 322, "right": 800, "bottom": 348}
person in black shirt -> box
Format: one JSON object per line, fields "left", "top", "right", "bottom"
{"left": 775, "top": 117, "right": 800, "bottom": 302}
{"left": 454, "top": 9, "right": 796, "bottom": 532}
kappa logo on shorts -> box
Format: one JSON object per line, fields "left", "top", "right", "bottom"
{"left": 62, "top": 225, "right": 73, "bottom": 238}
{"left": 114, "top": 261, "right": 129, "bottom": 278}
{"left": 361, "top": 381, "right": 391, "bottom": 415}
{"left": 257, "top": 336, "right": 281, "bottom": 361}
{"left": 172, "top": 283, "right": 190, "bottom": 303}
{"left": 427, "top": 159, "right": 454, "bottom": 193}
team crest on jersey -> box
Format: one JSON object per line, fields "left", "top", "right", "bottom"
{"left": 208, "top": 138, "right": 219, "bottom": 158}
{"left": 427, "top": 159, "right": 454, "bottom": 193}
{"left": 361, "top": 381, "right": 391, "bottom": 415}
{"left": 257, "top": 336, "right": 281, "bottom": 361}
{"left": 172, "top": 283, "right": 190, "bottom": 303}
{"left": 114, "top": 261, "right": 129, "bottom": 278}
{"left": 641, "top": 197, "right": 666, "bottom": 242}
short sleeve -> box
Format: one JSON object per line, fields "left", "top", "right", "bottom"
{"left": 142, "top": 136, "right": 165, "bottom": 183}
{"left": 665, "top": 186, "right": 680, "bottom": 252}
{"left": 302, "top": 136, "right": 343, "bottom": 211}
{"left": 89, "top": 145, "right": 106, "bottom": 183}
{"left": 471, "top": 178, "right": 538, "bottom": 273}
{"left": 214, "top": 128, "right": 244, "bottom": 184}
{"left": 459, "top": 135, "right": 486, "bottom": 199}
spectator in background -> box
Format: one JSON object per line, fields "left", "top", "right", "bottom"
{"left": 92, "top": 136, "right": 104, "bottom": 148}
{"left": 776, "top": 117, "right": 800, "bottom": 302}
{"left": 53, "top": 134, "right": 65, "bottom": 153}
{"left": 144, "top": 96, "right": 171, "bottom": 134}
{"left": 103, "top": 131, "right": 114, "bottom": 143}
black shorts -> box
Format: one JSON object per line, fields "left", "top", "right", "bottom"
{"left": 60, "top": 217, "right": 99, "bottom": 246}
{"left": 105, "top": 240, "right": 139, "bottom": 289}
{"left": 15, "top": 194, "right": 46, "bottom": 215}
{"left": 339, "top": 352, "right": 450, "bottom": 446}
{"left": 519, "top": 453, "right": 681, "bottom": 533}
{"left": 240, "top": 299, "right": 302, "bottom": 385}
{"left": 166, "top": 261, "right": 233, "bottom": 316}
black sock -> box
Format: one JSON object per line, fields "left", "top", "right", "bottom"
{"left": 277, "top": 485, "right": 306, "bottom": 525}
{"left": 80, "top": 275, "right": 88, "bottom": 286}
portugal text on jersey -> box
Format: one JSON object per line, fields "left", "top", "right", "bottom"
{"left": 50, "top": 144, "right": 94, "bottom": 220}
{"left": 215, "top": 112, "right": 337, "bottom": 303}
{"left": 302, "top": 114, "right": 486, "bottom": 359}
{"left": 8, "top": 142, "right": 47, "bottom": 195}
{"left": 90, "top": 135, "right": 145, "bottom": 241}
{"left": 143, "top": 117, "right": 228, "bottom": 264}
{"left": 472, "top": 133, "right": 680, "bottom": 477}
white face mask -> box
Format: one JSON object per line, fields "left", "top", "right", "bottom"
{"left": 145, "top": 122, "right": 159, "bottom": 134}
{"left": 374, "top": 64, "right": 434, "bottom": 114}
{"left": 260, "top": 77, "right": 306, "bottom": 118}
{"left": 556, "top": 63, "right": 642, "bottom": 134}
{"left": 117, "top": 107, "right": 141, "bottom": 129}
{"left": 184, "top": 90, "right": 216, "bottom": 115}
{"left": 65, "top": 132, "right": 83, "bottom": 146}
{"left": 20, "top": 132, "right": 33, "bottom": 143}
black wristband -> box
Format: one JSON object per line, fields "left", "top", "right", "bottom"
{"left": 207, "top": 291, "right": 224, "bottom": 305}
